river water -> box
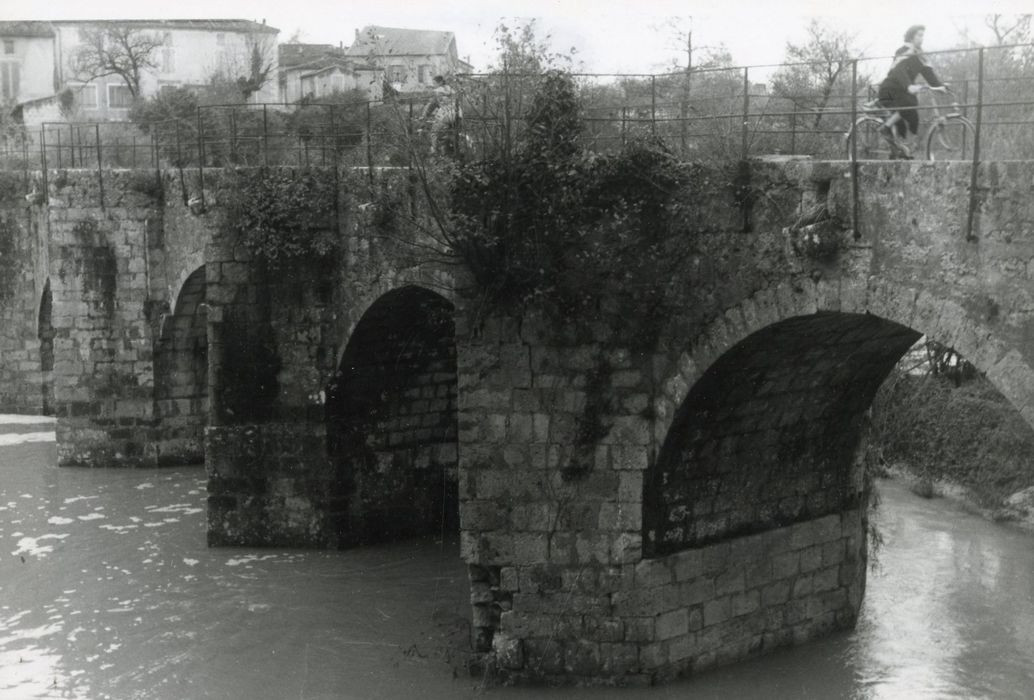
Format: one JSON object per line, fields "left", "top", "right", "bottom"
{"left": 0, "top": 417, "right": 1032, "bottom": 699}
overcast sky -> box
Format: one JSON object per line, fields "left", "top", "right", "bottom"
{"left": 9, "top": 0, "right": 1032, "bottom": 74}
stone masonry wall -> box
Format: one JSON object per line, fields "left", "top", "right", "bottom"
{"left": 46, "top": 170, "right": 163, "bottom": 466}
{"left": 0, "top": 171, "right": 49, "bottom": 415}
{"left": 11, "top": 158, "right": 1034, "bottom": 685}
{"left": 202, "top": 166, "right": 459, "bottom": 547}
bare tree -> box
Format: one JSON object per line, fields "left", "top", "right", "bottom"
{"left": 208, "top": 33, "right": 277, "bottom": 101}
{"left": 656, "top": 16, "right": 726, "bottom": 74}
{"left": 985, "top": 14, "right": 1031, "bottom": 45}
{"left": 770, "top": 19, "right": 866, "bottom": 128}
{"left": 71, "top": 25, "right": 164, "bottom": 97}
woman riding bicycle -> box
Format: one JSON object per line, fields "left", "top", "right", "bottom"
{"left": 877, "top": 25, "right": 948, "bottom": 158}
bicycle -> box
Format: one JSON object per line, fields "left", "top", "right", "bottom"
{"left": 844, "top": 86, "right": 974, "bottom": 161}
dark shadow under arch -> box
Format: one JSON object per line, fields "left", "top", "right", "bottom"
{"left": 38, "top": 279, "right": 54, "bottom": 416}
{"left": 153, "top": 266, "right": 208, "bottom": 465}
{"left": 325, "top": 286, "right": 459, "bottom": 546}
{"left": 644, "top": 311, "right": 921, "bottom": 558}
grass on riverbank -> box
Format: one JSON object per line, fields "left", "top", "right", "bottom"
{"left": 869, "top": 370, "right": 1034, "bottom": 509}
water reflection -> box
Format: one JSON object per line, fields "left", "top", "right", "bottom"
{"left": 0, "top": 420, "right": 1033, "bottom": 698}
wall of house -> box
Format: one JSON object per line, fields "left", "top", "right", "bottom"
{"left": 0, "top": 35, "right": 55, "bottom": 103}
{"left": 284, "top": 67, "right": 382, "bottom": 104}
{"left": 383, "top": 54, "right": 458, "bottom": 93}
{"left": 51, "top": 24, "right": 278, "bottom": 120}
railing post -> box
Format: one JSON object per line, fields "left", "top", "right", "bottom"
{"left": 650, "top": 75, "right": 657, "bottom": 137}
{"left": 965, "top": 48, "right": 985, "bottom": 243}
{"left": 262, "top": 104, "right": 269, "bottom": 166}
{"left": 850, "top": 59, "right": 860, "bottom": 240}
{"left": 326, "top": 103, "right": 335, "bottom": 166}
{"left": 230, "top": 107, "right": 238, "bottom": 165}
{"left": 407, "top": 100, "right": 414, "bottom": 171}
{"left": 152, "top": 131, "right": 161, "bottom": 192}
{"left": 741, "top": 67, "right": 750, "bottom": 160}
{"left": 621, "top": 106, "right": 627, "bottom": 147}
{"left": 69, "top": 124, "right": 75, "bottom": 168}
{"left": 40, "top": 126, "right": 49, "bottom": 203}
{"left": 366, "top": 101, "right": 374, "bottom": 184}
{"left": 196, "top": 106, "right": 206, "bottom": 210}
{"left": 962, "top": 79, "right": 970, "bottom": 158}
{"left": 21, "top": 138, "right": 28, "bottom": 193}
{"left": 56, "top": 129, "right": 62, "bottom": 169}
{"left": 95, "top": 123, "right": 105, "bottom": 210}
{"left": 790, "top": 103, "right": 797, "bottom": 155}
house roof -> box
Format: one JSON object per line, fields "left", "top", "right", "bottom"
{"left": 50, "top": 19, "right": 279, "bottom": 34}
{"left": 298, "top": 57, "right": 381, "bottom": 79}
{"left": 0, "top": 21, "right": 56, "bottom": 38}
{"left": 289, "top": 55, "right": 379, "bottom": 77}
{"left": 346, "top": 26, "right": 456, "bottom": 57}
{"left": 279, "top": 43, "right": 342, "bottom": 70}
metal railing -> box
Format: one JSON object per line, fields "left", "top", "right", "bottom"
{"left": 0, "top": 43, "right": 1031, "bottom": 236}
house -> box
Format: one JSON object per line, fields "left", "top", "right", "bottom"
{"left": 278, "top": 43, "right": 382, "bottom": 104}
{"left": 344, "top": 26, "right": 472, "bottom": 94}
{"left": 1, "top": 19, "right": 279, "bottom": 126}
{"left": 0, "top": 22, "right": 56, "bottom": 106}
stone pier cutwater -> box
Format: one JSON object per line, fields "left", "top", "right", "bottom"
{"left": 1, "top": 158, "right": 1032, "bottom": 683}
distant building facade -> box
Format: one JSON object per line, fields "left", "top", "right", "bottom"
{"left": 345, "top": 26, "right": 472, "bottom": 94}
{"left": 1, "top": 19, "right": 279, "bottom": 126}
{"left": 278, "top": 43, "right": 382, "bottom": 103}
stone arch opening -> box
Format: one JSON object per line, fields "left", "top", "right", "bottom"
{"left": 153, "top": 266, "right": 208, "bottom": 465}
{"left": 37, "top": 279, "right": 54, "bottom": 416}
{"left": 325, "top": 286, "right": 459, "bottom": 545}
{"left": 645, "top": 311, "right": 921, "bottom": 558}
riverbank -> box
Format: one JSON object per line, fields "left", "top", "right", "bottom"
{"left": 880, "top": 462, "right": 1034, "bottom": 532}
{"left": 870, "top": 369, "right": 1034, "bottom": 530}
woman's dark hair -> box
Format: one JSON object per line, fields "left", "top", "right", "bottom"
{"left": 904, "top": 25, "right": 925, "bottom": 43}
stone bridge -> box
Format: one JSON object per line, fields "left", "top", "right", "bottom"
{"left": 0, "top": 158, "right": 1032, "bottom": 683}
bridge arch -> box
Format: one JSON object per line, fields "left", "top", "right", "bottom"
{"left": 631, "top": 276, "right": 1034, "bottom": 673}
{"left": 651, "top": 277, "right": 1034, "bottom": 454}
{"left": 153, "top": 265, "right": 208, "bottom": 465}
{"left": 325, "top": 284, "right": 459, "bottom": 545}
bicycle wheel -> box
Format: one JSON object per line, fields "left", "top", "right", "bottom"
{"left": 925, "top": 116, "right": 974, "bottom": 161}
{"left": 846, "top": 117, "right": 893, "bottom": 160}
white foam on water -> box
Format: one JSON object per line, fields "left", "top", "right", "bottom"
{"left": 0, "top": 415, "right": 57, "bottom": 425}
{"left": 0, "top": 432, "right": 56, "bottom": 446}
{"left": 13, "top": 534, "right": 69, "bottom": 557}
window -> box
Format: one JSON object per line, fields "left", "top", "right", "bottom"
{"left": 418, "top": 64, "right": 430, "bottom": 84}
{"left": 161, "top": 47, "right": 175, "bottom": 73}
{"left": 0, "top": 61, "right": 19, "bottom": 101}
{"left": 331, "top": 74, "right": 346, "bottom": 93}
{"left": 3, "top": 40, "right": 14, "bottom": 55}
{"left": 73, "top": 84, "right": 98, "bottom": 108}
{"left": 108, "top": 84, "right": 133, "bottom": 109}
{"left": 216, "top": 33, "right": 225, "bottom": 46}
{"left": 389, "top": 64, "right": 405, "bottom": 83}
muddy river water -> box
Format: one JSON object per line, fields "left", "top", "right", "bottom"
{"left": 0, "top": 417, "right": 1032, "bottom": 699}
